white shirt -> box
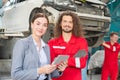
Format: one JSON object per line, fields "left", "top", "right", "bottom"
{"left": 33, "top": 38, "right": 48, "bottom": 80}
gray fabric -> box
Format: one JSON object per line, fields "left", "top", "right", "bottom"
{"left": 88, "top": 50, "right": 104, "bottom": 69}
{"left": 11, "top": 35, "right": 61, "bottom": 80}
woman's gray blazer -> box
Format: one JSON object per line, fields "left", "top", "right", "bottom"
{"left": 11, "top": 35, "right": 60, "bottom": 80}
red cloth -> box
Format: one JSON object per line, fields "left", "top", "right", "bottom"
{"left": 48, "top": 35, "right": 88, "bottom": 80}
{"left": 101, "top": 42, "right": 120, "bottom": 80}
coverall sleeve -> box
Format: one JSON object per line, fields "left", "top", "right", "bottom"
{"left": 103, "top": 42, "right": 119, "bottom": 52}
{"left": 67, "top": 39, "right": 88, "bottom": 69}
{"left": 68, "top": 55, "right": 88, "bottom": 68}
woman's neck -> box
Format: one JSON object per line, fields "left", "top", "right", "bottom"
{"left": 32, "top": 34, "right": 41, "bottom": 47}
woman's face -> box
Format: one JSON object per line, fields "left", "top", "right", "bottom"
{"left": 31, "top": 17, "right": 48, "bottom": 37}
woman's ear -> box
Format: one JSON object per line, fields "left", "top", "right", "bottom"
{"left": 31, "top": 23, "right": 33, "bottom": 29}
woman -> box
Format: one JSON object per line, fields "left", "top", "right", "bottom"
{"left": 11, "top": 7, "right": 66, "bottom": 80}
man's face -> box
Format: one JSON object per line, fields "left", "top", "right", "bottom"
{"left": 110, "top": 34, "right": 119, "bottom": 43}
{"left": 61, "top": 15, "right": 73, "bottom": 33}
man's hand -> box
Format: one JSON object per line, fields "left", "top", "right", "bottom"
{"left": 57, "top": 61, "right": 68, "bottom": 72}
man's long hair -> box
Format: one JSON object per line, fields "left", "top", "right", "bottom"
{"left": 54, "top": 11, "right": 84, "bottom": 38}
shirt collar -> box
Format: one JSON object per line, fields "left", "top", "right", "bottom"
{"left": 58, "top": 35, "right": 76, "bottom": 44}
{"left": 108, "top": 42, "right": 118, "bottom": 46}
{"left": 32, "top": 37, "right": 46, "bottom": 48}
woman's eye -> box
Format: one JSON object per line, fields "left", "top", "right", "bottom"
{"left": 36, "top": 23, "right": 40, "bottom": 25}
{"left": 43, "top": 24, "right": 48, "bottom": 27}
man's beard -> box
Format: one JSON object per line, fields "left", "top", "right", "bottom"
{"left": 62, "top": 29, "right": 72, "bottom": 33}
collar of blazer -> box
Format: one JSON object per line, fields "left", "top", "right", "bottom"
{"left": 26, "top": 35, "right": 51, "bottom": 64}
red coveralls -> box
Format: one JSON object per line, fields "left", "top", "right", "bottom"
{"left": 102, "top": 42, "right": 120, "bottom": 80}
{"left": 48, "top": 35, "right": 88, "bottom": 80}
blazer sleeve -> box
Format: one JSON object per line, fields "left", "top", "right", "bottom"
{"left": 51, "top": 69, "right": 62, "bottom": 78}
{"left": 11, "top": 40, "right": 38, "bottom": 80}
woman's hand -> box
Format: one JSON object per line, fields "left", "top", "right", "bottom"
{"left": 38, "top": 64, "right": 57, "bottom": 74}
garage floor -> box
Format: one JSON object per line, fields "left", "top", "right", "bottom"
{"left": 87, "top": 74, "right": 120, "bottom": 80}
{"left": 0, "top": 74, "right": 120, "bottom": 80}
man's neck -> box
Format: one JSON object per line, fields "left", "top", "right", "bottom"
{"left": 110, "top": 41, "right": 115, "bottom": 45}
{"left": 62, "top": 32, "right": 72, "bottom": 43}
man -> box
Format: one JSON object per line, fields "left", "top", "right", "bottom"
{"left": 48, "top": 11, "right": 88, "bottom": 80}
{"left": 101, "top": 32, "right": 120, "bottom": 80}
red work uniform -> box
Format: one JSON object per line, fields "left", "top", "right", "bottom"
{"left": 101, "top": 42, "right": 120, "bottom": 80}
{"left": 48, "top": 35, "right": 88, "bottom": 80}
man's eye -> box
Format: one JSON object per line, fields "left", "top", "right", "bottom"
{"left": 63, "top": 21, "right": 67, "bottom": 23}
{"left": 69, "top": 21, "right": 73, "bottom": 23}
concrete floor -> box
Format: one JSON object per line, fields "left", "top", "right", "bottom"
{"left": 87, "top": 74, "right": 101, "bottom": 80}
{"left": 87, "top": 74, "right": 120, "bottom": 80}
{"left": 0, "top": 74, "right": 120, "bottom": 80}
{"left": 0, "top": 74, "right": 101, "bottom": 80}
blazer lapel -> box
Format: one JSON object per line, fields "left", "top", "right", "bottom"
{"left": 27, "top": 35, "right": 40, "bottom": 67}
{"left": 44, "top": 45, "right": 50, "bottom": 64}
